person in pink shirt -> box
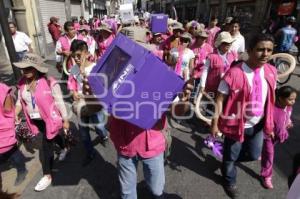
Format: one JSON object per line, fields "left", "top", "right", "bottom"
{"left": 82, "top": 26, "right": 194, "bottom": 199}
{"left": 92, "top": 16, "right": 101, "bottom": 30}
{"left": 211, "top": 33, "right": 277, "bottom": 198}
{"left": 14, "top": 53, "right": 70, "bottom": 191}
{"left": 78, "top": 25, "right": 97, "bottom": 59}
{"left": 0, "top": 82, "right": 28, "bottom": 186}
{"left": 96, "top": 23, "right": 115, "bottom": 59}
{"left": 190, "top": 30, "right": 213, "bottom": 99}
{"left": 150, "top": 33, "right": 164, "bottom": 60}
{"left": 200, "top": 31, "right": 237, "bottom": 98}
{"left": 55, "top": 21, "right": 77, "bottom": 74}
{"left": 79, "top": 16, "right": 87, "bottom": 25}
{"left": 48, "top": 16, "right": 62, "bottom": 45}
{"left": 206, "top": 16, "right": 221, "bottom": 47}
{"left": 261, "top": 86, "right": 297, "bottom": 189}
{"left": 72, "top": 18, "right": 81, "bottom": 32}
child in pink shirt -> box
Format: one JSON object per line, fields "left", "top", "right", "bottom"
{"left": 261, "top": 86, "right": 297, "bottom": 189}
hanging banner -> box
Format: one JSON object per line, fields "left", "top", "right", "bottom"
{"left": 277, "top": 2, "right": 296, "bottom": 15}
{"left": 119, "top": 3, "right": 134, "bottom": 24}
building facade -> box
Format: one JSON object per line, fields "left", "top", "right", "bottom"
{"left": 146, "top": 0, "right": 271, "bottom": 28}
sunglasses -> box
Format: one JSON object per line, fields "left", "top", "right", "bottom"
{"left": 221, "top": 42, "right": 232, "bottom": 46}
{"left": 180, "top": 38, "right": 190, "bottom": 43}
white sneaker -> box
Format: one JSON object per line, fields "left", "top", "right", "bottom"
{"left": 58, "top": 148, "right": 69, "bottom": 161}
{"left": 34, "top": 176, "right": 52, "bottom": 191}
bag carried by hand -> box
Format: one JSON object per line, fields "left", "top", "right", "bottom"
{"left": 15, "top": 121, "right": 34, "bottom": 143}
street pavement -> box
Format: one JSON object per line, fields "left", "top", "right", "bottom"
{"left": 1, "top": 59, "right": 300, "bottom": 199}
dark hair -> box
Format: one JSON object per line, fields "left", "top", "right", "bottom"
{"left": 64, "top": 21, "right": 74, "bottom": 32}
{"left": 70, "top": 39, "right": 88, "bottom": 53}
{"left": 8, "top": 22, "right": 16, "bottom": 27}
{"left": 248, "top": 33, "right": 274, "bottom": 50}
{"left": 276, "top": 85, "right": 297, "bottom": 99}
{"left": 230, "top": 18, "right": 240, "bottom": 25}
{"left": 79, "top": 29, "right": 88, "bottom": 34}
{"left": 210, "top": 16, "right": 217, "bottom": 21}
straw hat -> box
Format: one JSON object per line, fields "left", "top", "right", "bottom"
{"left": 171, "top": 22, "right": 184, "bottom": 31}
{"left": 79, "top": 24, "right": 91, "bottom": 31}
{"left": 223, "top": 17, "right": 233, "bottom": 25}
{"left": 168, "top": 18, "right": 177, "bottom": 26}
{"left": 194, "top": 30, "right": 208, "bottom": 38}
{"left": 180, "top": 32, "right": 192, "bottom": 42}
{"left": 120, "top": 26, "right": 155, "bottom": 51}
{"left": 214, "top": 31, "right": 235, "bottom": 48}
{"left": 186, "top": 20, "right": 204, "bottom": 31}
{"left": 97, "top": 23, "right": 112, "bottom": 33}
{"left": 14, "top": 53, "right": 48, "bottom": 73}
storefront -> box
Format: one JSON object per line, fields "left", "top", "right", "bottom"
{"left": 225, "top": 0, "right": 256, "bottom": 33}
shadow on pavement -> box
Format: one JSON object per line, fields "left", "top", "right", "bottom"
{"left": 49, "top": 125, "right": 120, "bottom": 199}
{"left": 137, "top": 181, "right": 183, "bottom": 199}
{"left": 167, "top": 136, "right": 223, "bottom": 185}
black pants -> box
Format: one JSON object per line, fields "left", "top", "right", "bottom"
{"left": 0, "top": 145, "right": 26, "bottom": 172}
{"left": 33, "top": 120, "right": 65, "bottom": 175}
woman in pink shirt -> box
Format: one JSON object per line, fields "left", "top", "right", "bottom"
{"left": 206, "top": 16, "right": 221, "bottom": 47}
{"left": 0, "top": 82, "right": 28, "bottom": 186}
{"left": 14, "top": 53, "right": 70, "bottom": 192}
{"left": 190, "top": 30, "right": 213, "bottom": 100}
{"left": 96, "top": 23, "right": 115, "bottom": 59}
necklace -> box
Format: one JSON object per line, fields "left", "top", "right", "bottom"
{"left": 26, "top": 79, "right": 36, "bottom": 92}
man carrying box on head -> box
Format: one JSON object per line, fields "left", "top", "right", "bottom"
{"left": 82, "top": 26, "right": 194, "bottom": 199}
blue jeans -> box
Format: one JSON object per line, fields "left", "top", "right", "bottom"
{"left": 0, "top": 145, "right": 26, "bottom": 173}
{"left": 79, "top": 111, "right": 108, "bottom": 156}
{"left": 16, "top": 50, "right": 27, "bottom": 61}
{"left": 118, "top": 153, "right": 165, "bottom": 199}
{"left": 222, "top": 121, "right": 264, "bottom": 186}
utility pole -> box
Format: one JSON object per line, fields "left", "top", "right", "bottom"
{"left": 0, "top": 0, "right": 21, "bottom": 81}
{"left": 65, "top": 0, "right": 72, "bottom": 21}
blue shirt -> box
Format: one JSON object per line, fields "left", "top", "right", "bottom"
{"left": 278, "top": 26, "right": 297, "bottom": 52}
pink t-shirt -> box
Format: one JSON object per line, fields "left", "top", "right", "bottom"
{"left": 206, "top": 26, "right": 221, "bottom": 47}
{"left": 109, "top": 115, "right": 166, "bottom": 158}
{"left": 191, "top": 42, "right": 213, "bottom": 78}
{"left": 0, "top": 83, "right": 16, "bottom": 154}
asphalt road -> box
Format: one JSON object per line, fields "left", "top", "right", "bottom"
{"left": 17, "top": 60, "right": 300, "bottom": 199}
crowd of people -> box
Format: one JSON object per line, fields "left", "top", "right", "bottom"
{"left": 1, "top": 12, "right": 300, "bottom": 199}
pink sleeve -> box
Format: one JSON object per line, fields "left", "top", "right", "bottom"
{"left": 0, "top": 83, "right": 12, "bottom": 106}
{"left": 287, "top": 106, "right": 293, "bottom": 124}
{"left": 67, "top": 75, "right": 78, "bottom": 92}
{"left": 0, "top": 83, "right": 14, "bottom": 117}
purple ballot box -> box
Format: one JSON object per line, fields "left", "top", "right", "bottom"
{"left": 88, "top": 33, "right": 184, "bottom": 129}
{"left": 150, "top": 14, "right": 168, "bottom": 33}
